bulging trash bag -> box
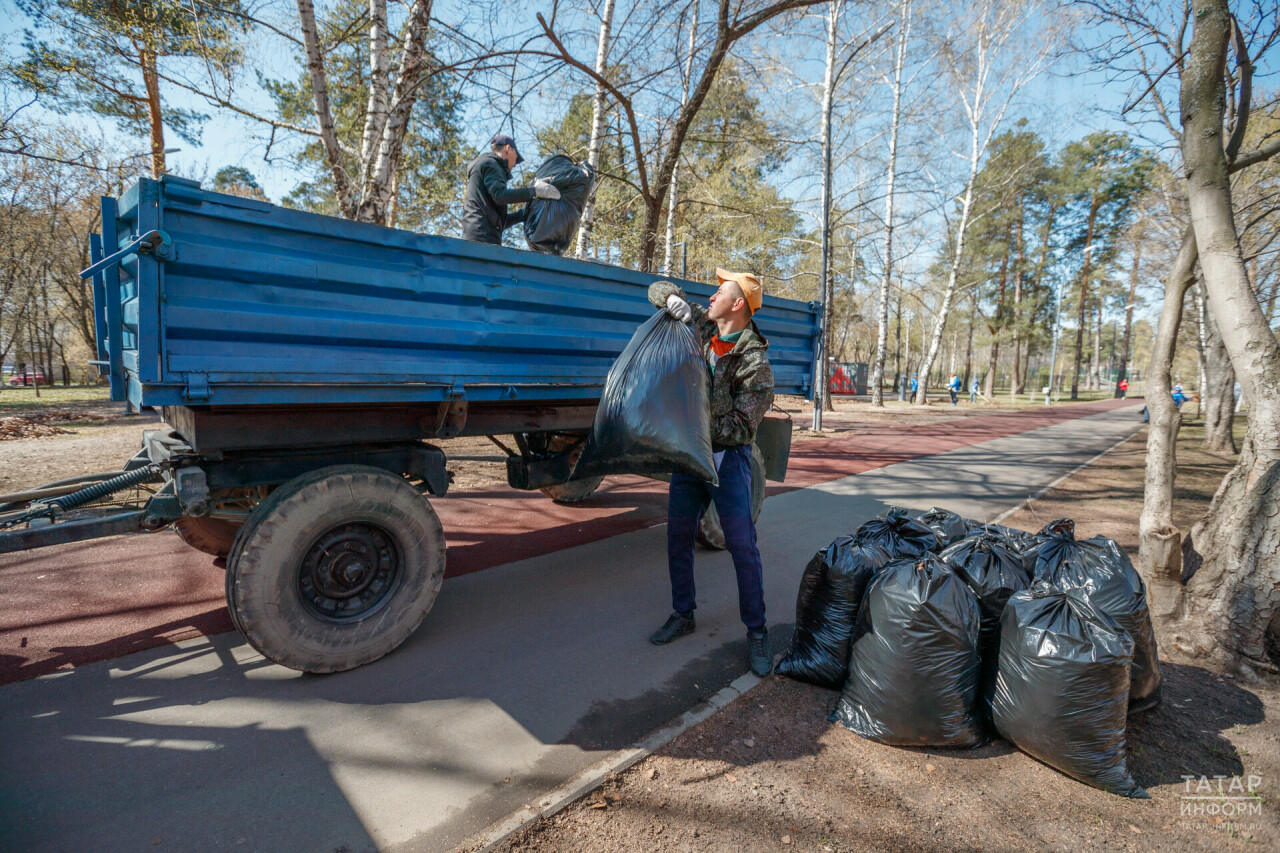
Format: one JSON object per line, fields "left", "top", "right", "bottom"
{"left": 965, "top": 520, "right": 1038, "bottom": 554}
{"left": 940, "top": 533, "right": 1030, "bottom": 712}
{"left": 524, "top": 154, "right": 596, "bottom": 255}
{"left": 920, "top": 507, "right": 969, "bottom": 548}
{"left": 777, "top": 537, "right": 893, "bottom": 688}
{"left": 853, "top": 507, "right": 941, "bottom": 559}
{"left": 572, "top": 311, "right": 717, "bottom": 483}
{"left": 831, "top": 555, "right": 985, "bottom": 748}
{"left": 991, "top": 581, "right": 1148, "bottom": 798}
{"left": 1024, "top": 518, "right": 1161, "bottom": 709}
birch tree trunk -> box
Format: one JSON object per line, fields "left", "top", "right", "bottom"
{"left": 663, "top": 2, "right": 698, "bottom": 275}
{"left": 871, "top": 0, "right": 910, "bottom": 407}
{"left": 915, "top": 148, "right": 977, "bottom": 404}
{"left": 1171, "top": 0, "right": 1280, "bottom": 673}
{"left": 913, "top": 0, "right": 1040, "bottom": 404}
{"left": 814, "top": 0, "right": 841, "bottom": 424}
{"left": 358, "top": 0, "right": 433, "bottom": 223}
{"left": 358, "top": 0, "right": 391, "bottom": 189}
{"left": 576, "top": 0, "right": 617, "bottom": 259}
{"left": 297, "top": 0, "right": 354, "bottom": 216}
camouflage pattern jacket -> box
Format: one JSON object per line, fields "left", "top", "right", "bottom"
{"left": 648, "top": 281, "right": 774, "bottom": 447}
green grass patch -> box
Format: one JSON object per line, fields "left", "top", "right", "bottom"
{"left": 0, "top": 385, "right": 113, "bottom": 412}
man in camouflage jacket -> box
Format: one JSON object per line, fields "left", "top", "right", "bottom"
{"left": 646, "top": 269, "right": 775, "bottom": 677}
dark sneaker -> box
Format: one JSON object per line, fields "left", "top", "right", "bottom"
{"left": 748, "top": 628, "right": 772, "bottom": 677}
{"left": 650, "top": 611, "right": 696, "bottom": 645}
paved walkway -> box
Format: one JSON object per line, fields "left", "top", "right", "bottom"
{"left": 0, "top": 403, "right": 1144, "bottom": 853}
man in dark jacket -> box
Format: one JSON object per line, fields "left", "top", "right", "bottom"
{"left": 646, "top": 269, "right": 776, "bottom": 677}
{"left": 460, "top": 134, "right": 560, "bottom": 244}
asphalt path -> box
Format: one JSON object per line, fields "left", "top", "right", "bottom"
{"left": 0, "top": 403, "right": 1144, "bottom": 853}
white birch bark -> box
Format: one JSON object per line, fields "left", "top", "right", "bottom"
{"left": 359, "top": 0, "right": 433, "bottom": 223}
{"left": 812, "top": 0, "right": 840, "bottom": 428}
{"left": 870, "top": 0, "right": 910, "bottom": 406}
{"left": 576, "top": 0, "right": 618, "bottom": 259}
{"left": 662, "top": 2, "right": 699, "bottom": 276}
{"left": 296, "top": 0, "right": 354, "bottom": 215}
{"left": 359, "top": 0, "right": 391, "bottom": 184}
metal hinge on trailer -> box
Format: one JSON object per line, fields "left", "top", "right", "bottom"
{"left": 79, "top": 229, "right": 175, "bottom": 281}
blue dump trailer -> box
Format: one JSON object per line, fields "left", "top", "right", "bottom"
{"left": 0, "top": 175, "right": 820, "bottom": 672}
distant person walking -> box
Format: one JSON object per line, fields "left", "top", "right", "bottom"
{"left": 909, "top": 373, "right": 918, "bottom": 397}
{"left": 969, "top": 376, "right": 980, "bottom": 403}
{"left": 1118, "top": 377, "right": 1129, "bottom": 399}
{"left": 948, "top": 373, "right": 961, "bottom": 406}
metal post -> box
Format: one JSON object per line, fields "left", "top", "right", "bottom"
{"left": 681, "top": 241, "right": 687, "bottom": 278}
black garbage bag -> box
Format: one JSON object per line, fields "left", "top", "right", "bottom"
{"left": 831, "top": 555, "right": 985, "bottom": 747}
{"left": 853, "top": 507, "right": 941, "bottom": 559}
{"left": 991, "top": 581, "right": 1148, "bottom": 798}
{"left": 571, "top": 311, "right": 717, "bottom": 483}
{"left": 940, "top": 533, "right": 1030, "bottom": 713}
{"left": 1024, "top": 518, "right": 1162, "bottom": 709}
{"left": 524, "top": 154, "right": 596, "bottom": 255}
{"left": 964, "top": 520, "right": 1038, "bottom": 554}
{"left": 920, "top": 507, "right": 970, "bottom": 547}
{"left": 776, "top": 537, "right": 893, "bottom": 688}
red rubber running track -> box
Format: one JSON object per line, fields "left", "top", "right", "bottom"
{"left": 0, "top": 398, "right": 1138, "bottom": 685}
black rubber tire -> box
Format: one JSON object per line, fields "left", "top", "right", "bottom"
{"left": 225, "top": 465, "right": 446, "bottom": 673}
{"left": 172, "top": 516, "right": 242, "bottom": 558}
{"left": 697, "top": 445, "right": 767, "bottom": 550}
{"left": 541, "top": 476, "right": 604, "bottom": 503}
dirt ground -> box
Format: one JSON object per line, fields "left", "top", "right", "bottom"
{"left": 480, "top": 420, "right": 1280, "bottom": 853}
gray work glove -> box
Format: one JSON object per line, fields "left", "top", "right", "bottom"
{"left": 533, "top": 178, "right": 561, "bottom": 200}
{"left": 666, "top": 294, "right": 693, "bottom": 323}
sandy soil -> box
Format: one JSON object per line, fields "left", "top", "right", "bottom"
{"left": 478, "top": 422, "right": 1280, "bottom": 853}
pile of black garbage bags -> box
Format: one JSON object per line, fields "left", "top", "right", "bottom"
{"left": 777, "top": 507, "right": 1161, "bottom": 799}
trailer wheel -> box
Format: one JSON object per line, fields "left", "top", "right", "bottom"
{"left": 226, "top": 465, "right": 446, "bottom": 673}
{"left": 697, "top": 445, "right": 766, "bottom": 550}
{"left": 173, "top": 516, "right": 241, "bottom": 558}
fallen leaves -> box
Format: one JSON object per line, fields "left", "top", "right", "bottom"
{"left": 0, "top": 416, "right": 69, "bottom": 440}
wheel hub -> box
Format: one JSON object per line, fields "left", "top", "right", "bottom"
{"left": 298, "top": 523, "right": 401, "bottom": 623}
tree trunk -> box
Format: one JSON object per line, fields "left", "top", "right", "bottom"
{"left": 1116, "top": 241, "right": 1140, "bottom": 394}
{"left": 871, "top": 0, "right": 909, "bottom": 407}
{"left": 358, "top": 0, "right": 391, "bottom": 189}
{"left": 915, "top": 148, "right": 978, "bottom": 405}
{"left": 297, "top": 0, "right": 354, "bottom": 216}
{"left": 1200, "top": 297, "right": 1237, "bottom": 452}
{"left": 1138, "top": 226, "right": 1197, "bottom": 629}
{"left": 1171, "top": 0, "right": 1280, "bottom": 674}
{"left": 576, "top": 0, "right": 618, "bottom": 259}
{"left": 139, "top": 49, "right": 166, "bottom": 178}
{"left": 1011, "top": 208, "right": 1025, "bottom": 398}
{"left": 663, "top": 2, "right": 698, "bottom": 275}
{"left": 985, "top": 224, "right": 1011, "bottom": 399}
{"left": 1071, "top": 194, "right": 1100, "bottom": 400}
{"left": 1091, "top": 298, "right": 1103, "bottom": 391}
{"left": 358, "top": 0, "right": 433, "bottom": 223}
{"left": 813, "top": 0, "right": 841, "bottom": 425}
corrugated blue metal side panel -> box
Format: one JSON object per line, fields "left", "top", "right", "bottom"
{"left": 110, "top": 177, "right": 818, "bottom": 408}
